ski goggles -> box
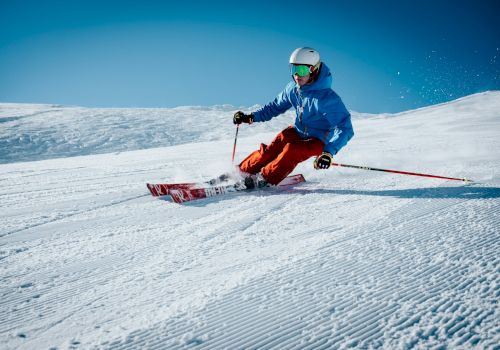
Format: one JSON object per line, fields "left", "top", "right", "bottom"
{"left": 290, "top": 64, "right": 312, "bottom": 77}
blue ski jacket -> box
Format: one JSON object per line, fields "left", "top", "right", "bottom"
{"left": 252, "top": 63, "right": 354, "bottom": 155}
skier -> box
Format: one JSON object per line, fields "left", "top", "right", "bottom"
{"left": 233, "top": 47, "right": 354, "bottom": 188}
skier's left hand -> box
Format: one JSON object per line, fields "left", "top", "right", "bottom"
{"left": 233, "top": 111, "right": 254, "bottom": 125}
{"left": 314, "top": 152, "right": 333, "bottom": 169}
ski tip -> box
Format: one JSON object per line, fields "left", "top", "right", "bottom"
{"left": 146, "top": 183, "right": 158, "bottom": 196}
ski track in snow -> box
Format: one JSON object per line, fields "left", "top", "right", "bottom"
{"left": 0, "top": 93, "right": 499, "bottom": 349}
{"left": 99, "top": 188, "right": 500, "bottom": 350}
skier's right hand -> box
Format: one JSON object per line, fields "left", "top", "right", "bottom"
{"left": 233, "top": 111, "right": 254, "bottom": 125}
{"left": 314, "top": 152, "right": 333, "bottom": 169}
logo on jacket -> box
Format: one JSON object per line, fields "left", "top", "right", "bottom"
{"left": 329, "top": 128, "right": 342, "bottom": 143}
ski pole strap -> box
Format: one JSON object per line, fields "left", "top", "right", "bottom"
{"left": 331, "top": 163, "right": 472, "bottom": 183}
{"left": 232, "top": 124, "right": 239, "bottom": 163}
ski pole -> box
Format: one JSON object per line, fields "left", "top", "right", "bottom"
{"left": 231, "top": 124, "right": 239, "bottom": 164}
{"left": 331, "top": 162, "right": 472, "bottom": 183}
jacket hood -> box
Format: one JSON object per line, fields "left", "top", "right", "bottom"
{"left": 296, "top": 63, "right": 333, "bottom": 91}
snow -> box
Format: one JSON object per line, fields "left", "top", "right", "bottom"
{"left": 1, "top": 92, "right": 499, "bottom": 349}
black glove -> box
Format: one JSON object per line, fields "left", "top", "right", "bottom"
{"left": 314, "top": 152, "right": 333, "bottom": 169}
{"left": 233, "top": 111, "right": 254, "bottom": 125}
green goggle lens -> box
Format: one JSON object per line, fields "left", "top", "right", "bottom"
{"left": 290, "top": 65, "right": 311, "bottom": 77}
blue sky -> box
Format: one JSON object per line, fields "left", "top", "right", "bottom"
{"left": 0, "top": 0, "right": 499, "bottom": 113}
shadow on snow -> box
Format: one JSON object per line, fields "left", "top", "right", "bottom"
{"left": 297, "top": 185, "right": 500, "bottom": 200}
{"left": 174, "top": 184, "right": 500, "bottom": 206}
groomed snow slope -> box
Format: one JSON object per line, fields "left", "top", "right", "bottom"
{"left": 1, "top": 92, "right": 499, "bottom": 349}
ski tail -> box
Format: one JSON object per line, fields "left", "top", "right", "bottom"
{"left": 278, "top": 173, "right": 305, "bottom": 186}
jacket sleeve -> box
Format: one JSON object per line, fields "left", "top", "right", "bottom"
{"left": 252, "top": 85, "right": 293, "bottom": 122}
{"left": 322, "top": 99, "right": 354, "bottom": 155}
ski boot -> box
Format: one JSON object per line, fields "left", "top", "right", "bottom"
{"left": 243, "top": 173, "right": 269, "bottom": 189}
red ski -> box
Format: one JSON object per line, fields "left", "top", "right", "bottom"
{"left": 146, "top": 182, "right": 196, "bottom": 196}
{"left": 169, "top": 174, "right": 305, "bottom": 204}
{"left": 146, "top": 173, "right": 232, "bottom": 196}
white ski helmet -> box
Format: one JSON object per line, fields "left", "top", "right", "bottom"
{"left": 289, "top": 47, "right": 321, "bottom": 67}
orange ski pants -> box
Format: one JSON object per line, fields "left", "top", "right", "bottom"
{"left": 239, "top": 126, "right": 324, "bottom": 185}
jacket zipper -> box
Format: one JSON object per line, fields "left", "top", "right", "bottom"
{"left": 297, "top": 88, "right": 308, "bottom": 136}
